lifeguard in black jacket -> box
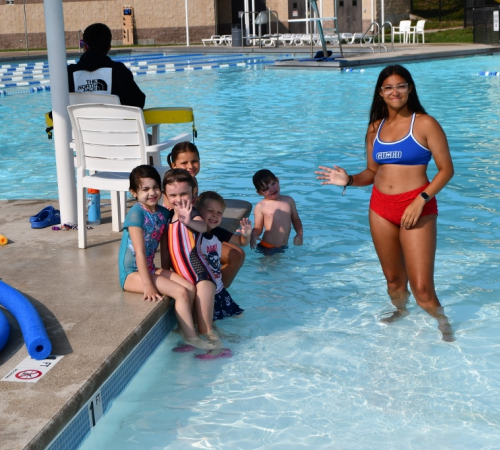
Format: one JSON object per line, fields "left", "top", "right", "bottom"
{"left": 67, "top": 23, "right": 146, "bottom": 108}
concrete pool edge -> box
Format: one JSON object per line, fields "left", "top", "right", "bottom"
{"left": 269, "top": 43, "right": 500, "bottom": 69}
{"left": 0, "top": 199, "right": 251, "bottom": 450}
{"left": 39, "top": 301, "right": 175, "bottom": 450}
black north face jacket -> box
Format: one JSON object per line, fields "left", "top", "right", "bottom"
{"left": 67, "top": 50, "right": 146, "bottom": 108}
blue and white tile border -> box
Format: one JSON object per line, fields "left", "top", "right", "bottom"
{"left": 46, "top": 307, "right": 177, "bottom": 450}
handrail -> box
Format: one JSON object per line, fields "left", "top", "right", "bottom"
{"left": 380, "top": 21, "right": 394, "bottom": 52}
{"left": 360, "top": 22, "right": 378, "bottom": 53}
{"left": 288, "top": 15, "right": 344, "bottom": 58}
{"left": 240, "top": 10, "right": 280, "bottom": 48}
{"left": 359, "top": 21, "right": 393, "bottom": 53}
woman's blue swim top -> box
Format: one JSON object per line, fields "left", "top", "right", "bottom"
{"left": 373, "top": 113, "right": 432, "bottom": 165}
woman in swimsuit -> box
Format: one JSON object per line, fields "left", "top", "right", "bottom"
{"left": 316, "top": 65, "right": 455, "bottom": 341}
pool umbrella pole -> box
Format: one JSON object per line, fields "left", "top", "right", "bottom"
{"left": 43, "top": 0, "right": 77, "bottom": 225}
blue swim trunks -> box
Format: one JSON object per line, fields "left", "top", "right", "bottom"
{"left": 255, "top": 242, "right": 288, "bottom": 256}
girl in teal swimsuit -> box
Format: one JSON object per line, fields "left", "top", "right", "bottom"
{"left": 119, "top": 165, "right": 214, "bottom": 350}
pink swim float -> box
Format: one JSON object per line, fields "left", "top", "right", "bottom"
{"left": 195, "top": 348, "right": 232, "bottom": 361}
{"left": 172, "top": 344, "right": 196, "bottom": 353}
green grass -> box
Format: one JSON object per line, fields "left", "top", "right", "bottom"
{"left": 424, "top": 19, "right": 464, "bottom": 29}
{"left": 424, "top": 27, "right": 473, "bottom": 43}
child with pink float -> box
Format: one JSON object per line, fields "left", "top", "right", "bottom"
{"left": 162, "top": 169, "right": 250, "bottom": 360}
{"left": 118, "top": 165, "right": 213, "bottom": 352}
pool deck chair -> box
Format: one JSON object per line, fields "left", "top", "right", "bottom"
{"left": 202, "top": 35, "right": 222, "bottom": 46}
{"left": 68, "top": 93, "right": 131, "bottom": 223}
{"left": 68, "top": 103, "right": 171, "bottom": 249}
{"left": 69, "top": 92, "right": 121, "bottom": 106}
{"left": 341, "top": 33, "right": 373, "bottom": 44}
{"left": 392, "top": 20, "right": 412, "bottom": 43}
{"left": 142, "top": 107, "right": 196, "bottom": 165}
{"left": 410, "top": 20, "right": 426, "bottom": 44}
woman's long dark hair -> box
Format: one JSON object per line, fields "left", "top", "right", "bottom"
{"left": 369, "top": 65, "right": 427, "bottom": 125}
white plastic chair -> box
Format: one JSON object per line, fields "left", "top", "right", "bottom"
{"left": 221, "top": 35, "right": 233, "bottom": 46}
{"left": 262, "top": 34, "right": 281, "bottom": 47}
{"left": 68, "top": 93, "right": 130, "bottom": 225}
{"left": 278, "top": 34, "right": 295, "bottom": 46}
{"left": 202, "top": 35, "right": 222, "bottom": 46}
{"left": 298, "top": 34, "right": 320, "bottom": 46}
{"left": 392, "top": 20, "right": 412, "bottom": 44}
{"left": 410, "top": 20, "right": 426, "bottom": 44}
{"left": 324, "top": 34, "right": 339, "bottom": 45}
{"left": 292, "top": 34, "right": 305, "bottom": 46}
{"left": 68, "top": 103, "right": 172, "bottom": 249}
{"left": 342, "top": 33, "right": 372, "bottom": 44}
{"left": 69, "top": 92, "right": 120, "bottom": 106}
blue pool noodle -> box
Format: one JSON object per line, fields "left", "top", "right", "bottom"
{"left": 0, "top": 281, "right": 52, "bottom": 360}
{"left": 0, "top": 308, "right": 10, "bottom": 353}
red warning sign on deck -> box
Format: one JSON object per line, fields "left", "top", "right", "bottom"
{"left": 2, "top": 355, "right": 63, "bottom": 383}
{"left": 15, "top": 370, "right": 43, "bottom": 380}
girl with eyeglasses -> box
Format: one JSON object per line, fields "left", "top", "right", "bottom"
{"left": 316, "top": 64, "right": 455, "bottom": 342}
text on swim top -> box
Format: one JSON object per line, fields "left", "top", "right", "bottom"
{"left": 372, "top": 113, "right": 432, "bottom": 166}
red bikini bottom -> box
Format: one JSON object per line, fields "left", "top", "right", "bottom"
{"left": 369, "top": 182, "right": 438, "bottom": 226}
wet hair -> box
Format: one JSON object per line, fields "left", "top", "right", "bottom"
{"left": 82, "top": 23, "right": 112, "bottom": 55}
{"left": 369, "top": 65, "right": 427, "bottom": 125}
{"left": 162, "top": 168, "right": 197, "bottom": 193}
{"left": 252, "top": 169, "right": 278, "bottom": 192}
{"left": 167, "top": 141, "right": 200, "bottom": 168}
{"left": 196, "top": 191, "right": 226, "bottom": 212}
{"left": 129, "top": 165, "right": 161, "bottom": 193}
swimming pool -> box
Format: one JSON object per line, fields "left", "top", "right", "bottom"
{"left": 4, "top": 53, "right": 500, "bottom": 448}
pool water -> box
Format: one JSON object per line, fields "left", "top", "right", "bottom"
{"left": 4, "top": 54, "right": 500, "bottom": 448}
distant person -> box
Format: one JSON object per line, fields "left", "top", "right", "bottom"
{"left": 316, "top": 64, "right": 455, "bottom": 341}
{"left": 68, "top": 23, "right": 145, "bottom": 108}
{"left": 250, "top": 169, "right": 303, "bottom": 253}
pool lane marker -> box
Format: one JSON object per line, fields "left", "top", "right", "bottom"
{"left": 126, "top": 56, "right": 266, "bottom": 71}
{"left": 0, "top": 53, "right": 223, "bottom": 72}
{"left": 0, "top": 52, "right": 295, "bottom": 94}
{"left": 0, "top": 79, "right": 51, "bottom": 89}
{"left": 0, "top": 60, "right": 273, "bottom": 93}
{"left": 2, "top": 354, "right": 63, "bottom": 383}
{"left": 0, "top": 86, "right": 50, "bottom": 96}
{"left": 475, "top": 71, "right": 500, "bottom": 76}
{"left": 0, "top": 55, "right": 264, "bottom": 80}
{"left": 123, "top": 54, "right": 250, "bottom": 66}
{"left": 0, "top": 55, "right": 270, "bottom": 87}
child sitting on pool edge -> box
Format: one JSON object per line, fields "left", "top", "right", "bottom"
{"left": 165, "top": 141, "right": 245, "bottom": 290}
{"left": 162, "top": 168, "right": 221, "bottom": 349}
{"left": 119, "top": 165, "right": 213, "bottom": 351}
{"left": 195, "top": 191, "right": 252, "bottom": 320}
{"left": 250, "top": 169, "right": 303, "bottom": 253}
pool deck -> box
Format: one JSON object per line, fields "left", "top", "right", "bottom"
{"left": 0, "top": 198, "right": 251, "bottom": 450}
{"left": 1, "top": 42, "right": 499, "bottom": 68}
{"left": 1, "top": 41, "right": 499, "bottom": 450}
{"left": 270, "top": 42, "right": 500, "bottom": 68}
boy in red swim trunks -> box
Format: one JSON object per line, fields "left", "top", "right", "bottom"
{"left": 250, "top": 169, "right": 303, "bottom": 253}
